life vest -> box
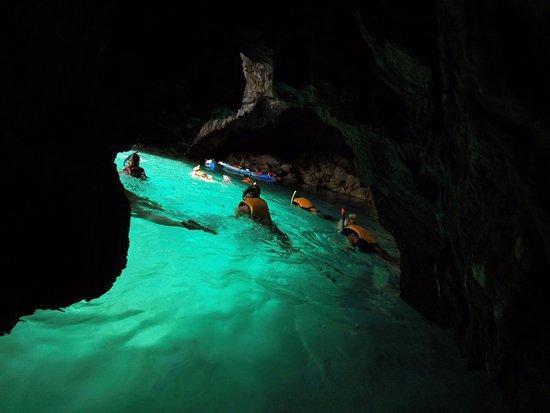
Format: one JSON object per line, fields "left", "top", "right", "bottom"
{"left": 345, "top": 224, "right": 377, "bottom": 244}
{"left": 292, "top": 197, "right": 318, "bottom": 212}
{"left": 241, "top": 197, "right": 272, "bottom": 223}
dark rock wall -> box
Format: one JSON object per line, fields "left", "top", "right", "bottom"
{"left": 354, "top": 1, "right": 550, "bottom": 408}
{"left": 3, "top": 2, "right": 140, "bottom": 333}
{"left": 187, "top": 51, "right": 371, "bottom": 199}
{"left": 432, "top": 2, "right": 550, "bottom": 407}
{"left": 5, "top": 1, "right": 549, "bottom": 408}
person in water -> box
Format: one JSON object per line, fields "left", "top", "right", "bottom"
{"left": 292, "top": 192, "right": 318, "bottom": 212}
{"left": 121, "top": 152, "right": 147, "bottom": 180}
{"left": 337, "top": 210, "right": 358, "bottom": 230}
{"left": 192, "top": 165, "right": 213, "bottom": 180}
{"left": 242, "top": 181, "right": 261, "bottom": 199}
{"left": 125, "top": 189, "right": 217, "bottom": 234}
{"left": 291, "top": 191, "right": 336, "bottom": 222}
{"left": 237, "top": 182, "right": 269, "bottom": 223}
{"left": 236, "top": 182, "right": 291, "bottom": 246}
{"left": 338, "top": 209, "right": 399, "bottom": 266}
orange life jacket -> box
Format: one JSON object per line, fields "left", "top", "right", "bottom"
{"left": 345, "top": 224, "right": 377, "bottom": 244}
{"left": 241, "top": 197, "right": 272, "bottom": 223}
{"left": 292, "top": 197, "right": 318, "bottom": 212}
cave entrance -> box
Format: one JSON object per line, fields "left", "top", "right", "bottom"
{"left": 187, "top": 105, "right": 370, "bottom": 200}
{"left": 209, "top": 107, "right": 353, "bottom": 161}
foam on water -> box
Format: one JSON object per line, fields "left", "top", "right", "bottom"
{"left": 0, "top": 152, "right": 503, "bottom": 412}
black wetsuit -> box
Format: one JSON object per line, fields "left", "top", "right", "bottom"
{"left": 355, "top": 238, "right": 378, "bottom": 253}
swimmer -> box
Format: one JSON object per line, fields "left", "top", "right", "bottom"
{"left": 222, "top": 175, "right": 232, "bottom": 183}
{"left": 237, "top": 182, "right": 268, "bottom": 222}
{"left": 236, "top": 185, "right": 291, "bottom": 247}
{"left": 337, "top": 209, "right": 358, "bottom": 231}
{"left": 191, "top": 165, "right": 214, "bottom": 181}
{"left": 125, "top": 189, "right": 217, "bottom": 235}
{"left": 291, "top": 190, "right": 318, "bottom": 212}
{"left": 124, "top": 188, "right": 163, "bottom": 211}
{"left": 290, "top": 191, "right": 336, "bottom": 222}
{"left": 338, "top": 209, "right": 399, "bottom": 266}
{"left": 121, "top": 152, "right": 147, "bottom": 180}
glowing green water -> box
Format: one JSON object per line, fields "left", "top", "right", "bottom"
{"left": 0, "top": 152, "right": 502, "bottom": 412}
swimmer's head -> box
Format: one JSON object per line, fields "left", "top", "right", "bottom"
{"left": 130, "top": 153, "right": 140, "bottom": 166}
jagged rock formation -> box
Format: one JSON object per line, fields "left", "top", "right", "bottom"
{"left": 295, "top": 153, "right": 370, "bottom": 200}
{"left": 189, "top": 51, "right": 285, "bottom": 154}
{"left": 5, "top": 2, "right": 549, "bottom": 409}
{"left": 188, "top": 52, "right": 369, "bottom": 199}
{"left": 224, "top": 152, "right": 371, "bottom": 200}
{"left": 188, "top": 53, "right": 287, "bottom": 157}
{"left": 241, "top": 53, "right": 274, "bottom": 103}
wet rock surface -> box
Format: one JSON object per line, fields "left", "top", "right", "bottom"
{"left": 223, "top": 152, "right": 371, "bottom": 200}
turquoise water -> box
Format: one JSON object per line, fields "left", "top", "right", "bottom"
{"left": 0, "top": 152, "right": 502, "bottom": 412}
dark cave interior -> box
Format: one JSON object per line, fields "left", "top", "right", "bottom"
{"left": 3, "top": 1, "right": 550, "bottom": 409}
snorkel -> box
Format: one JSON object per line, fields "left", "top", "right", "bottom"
{"left": 291, "top": 190, "right": 297, "bottom": 205}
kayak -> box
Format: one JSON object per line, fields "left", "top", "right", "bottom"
{"left": 219, "top": 162, "right": 278, "bottom": 183}
{"left": 205, "top": 159, "right": 218, "bottom": 171}
{"left": 205, "top": 160, "right": 278, "bottom": 183}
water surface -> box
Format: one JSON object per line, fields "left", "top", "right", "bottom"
{"left": 0, "top": 152, "right": 503, "bottom": 412}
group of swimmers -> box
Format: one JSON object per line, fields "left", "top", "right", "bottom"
{"left": 120, "top": 152, "right": 398, "bottom": 266}
{"left": 122, "top": 153, "right": 218, "bottom": 234}
{"left": 291, "top": 192, "right": 399, "bottom": 266}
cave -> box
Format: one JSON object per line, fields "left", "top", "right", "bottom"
{"left": 191, "top": 107, "right": 353, "bottom": 163}
{"left": 3, "top": 2, "right": 549, "bottom": 411}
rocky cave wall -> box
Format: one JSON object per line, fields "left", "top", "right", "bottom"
{"left": 5, "top": 1, "right": 549, "bottom": 409}
{"left": 187, "top": 51, "right": 370, "bottom": 199}
{"left": 3, "top": 2, "right": 139, "bottom": 333}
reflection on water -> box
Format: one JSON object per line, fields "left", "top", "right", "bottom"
{"left": 0, "top": 152, "right": 503, "bottom": 412}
